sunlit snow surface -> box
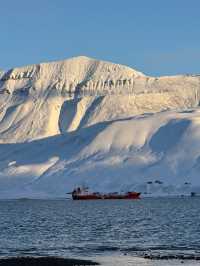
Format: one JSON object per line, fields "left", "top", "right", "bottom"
{"left": 1, "top": 56, "right": 200, "bottom": 197}
{"left": 93, "top": 255, "right": 200, "bottom": 266}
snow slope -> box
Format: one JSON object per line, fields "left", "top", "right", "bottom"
{"left": 0, "top": 56, "right": 200, "bottom": 198}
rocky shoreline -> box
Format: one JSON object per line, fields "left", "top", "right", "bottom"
{"left": 0, "top": 257, "right": 99, "bottom": 266}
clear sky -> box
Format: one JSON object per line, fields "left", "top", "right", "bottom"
{"left": 1, "top": 0, "right": 200, "bottom": 76}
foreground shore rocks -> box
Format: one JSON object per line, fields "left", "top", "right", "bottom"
{"left": 0, "top": 257, "right": 99, "bottom": 266}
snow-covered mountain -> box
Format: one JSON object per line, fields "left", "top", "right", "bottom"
{"left": 0, "top": 56, "right": 200, "bottom": 198}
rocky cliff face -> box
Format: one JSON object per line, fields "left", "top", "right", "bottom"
{"left": 0, "top": 56, "right": 200, "bottom": 198}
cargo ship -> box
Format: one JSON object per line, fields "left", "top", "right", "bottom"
{"left": 68, "top": 187, "right": 141, "bottom": 200}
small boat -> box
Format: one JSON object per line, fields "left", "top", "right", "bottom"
{"left": 68, "top": 187, "right": 141, "bottom": 200}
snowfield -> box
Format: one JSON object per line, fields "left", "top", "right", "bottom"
{"left": 0, "top": 56, "right": 200, "bottom": 198}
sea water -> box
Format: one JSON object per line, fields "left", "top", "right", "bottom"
{"left": 0, "top": 197, "right": 200, "bottom": 265}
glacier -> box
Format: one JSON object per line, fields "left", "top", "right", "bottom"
{"left": 0, "top": 56, "right": 200, "bottom": 198}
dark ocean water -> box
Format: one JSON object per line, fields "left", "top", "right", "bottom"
{"left": 0, "top": 197, "right": 200, "bottom": 259}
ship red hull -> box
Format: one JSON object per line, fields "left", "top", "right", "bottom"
{"left": 72, "top": 194, "right": 102, "bottom": 200}
{"left": 72, "top": 192, "right": 140, "bottom": 200}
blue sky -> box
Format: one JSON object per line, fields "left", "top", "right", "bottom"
{"left": 1, "top": 0, "right": 200, "bottom": 75}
